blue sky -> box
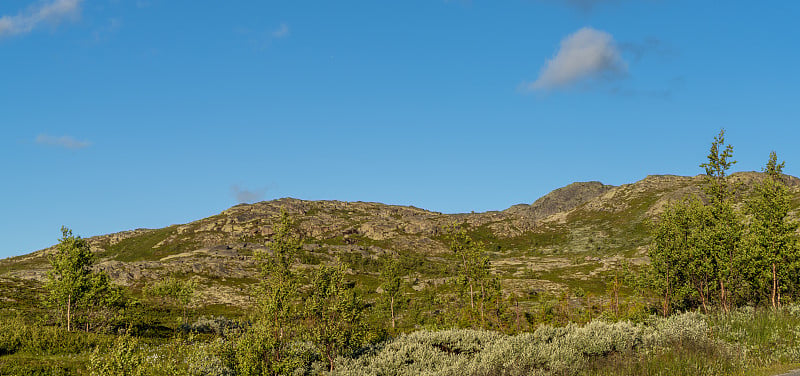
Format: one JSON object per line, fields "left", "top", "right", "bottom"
{"left": 2, "top": 1, "right": 799, "bottom": 257}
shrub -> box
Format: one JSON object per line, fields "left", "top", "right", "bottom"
{"left": 0, "top": 315, "right": 110, "bottom": 356}
{"left": 88, "top": 334, "right": 147, "bottom": 376}
{"left": 185, "top": 338, "right": 235, "bottom": 376}
{"left": 182, "top": 315, "right": 242, "bottom": 336}
{"left": 333, "top": 315, "right": 733, "bottom": 376}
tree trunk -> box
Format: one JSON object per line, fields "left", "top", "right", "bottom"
{"left": 772, "top": 263, "right": 777, "bottom": 310}
{"left": 700, "top": 276, "right": 709, "bottom": 314}
{"left": 469, "top": 282, "right": 475, "bottom": 310}
{"left": 664, "top": 270, "right": 671, "bottom": 317}
{"left": 67, "top": 294, "right": 72, "bottom": 332}
{"left": 479, "top": 282, "right": 485, "bottom": 329}
{"left": 611, "top": 276, "right": 620, "bottom": 318}
{"left": 327, "top": 344, "right": 334, "bottom": 372}
{"left": 390, "top": 295, "right": 395, "bottom": 329}
{"left": 720, "top": 279, "right": 729, "bottom": 313}
{"left": 697, "top": 282, "right": 708, "bottom": 314}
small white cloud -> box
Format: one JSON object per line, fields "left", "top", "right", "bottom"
{"left": 619, "top": 37, "right": 677, "bottom": 61}
{"left": 539, "top": 0, "right": 622, "bottom": 12}
{"left": 35, "top": 134, "right": 91, "bottom": 149}
{"left": 529, "top": 27, "right": 627, "bottom": 91}
{"left": 0, "top": 0, "right": 83, "bottom": 37}
{"left": 271, "top": 23, "right": 289, "bottom": 39}
{"left": 563, "top": 0, "right": 618, "bottom": 12}
{"left": 231, "top": 185, "right": 268, "bottom": 204}
{"left": 92, "top": 17, "right": 122, "bottom": 43}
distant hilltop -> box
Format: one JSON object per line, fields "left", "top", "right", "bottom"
{"left": 2, "top": 171, "right": 798, "bottom": 308}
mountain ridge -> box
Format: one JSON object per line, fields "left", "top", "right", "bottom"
{"left": 3, "top": 171, "right": 799, "bottom": 308}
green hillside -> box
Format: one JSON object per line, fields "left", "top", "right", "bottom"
{"left": 3, "top": 172, "right": 798, "bottom": 316}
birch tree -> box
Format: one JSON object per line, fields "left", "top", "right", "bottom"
{"left": 445, "top": 223, "right": 491, "bottom": 327}
{"left": 745, "top": 151, "right": 799, "bottom": 309}
{"left": 699, "top": 129, "right": 743, "bottom": 312}
{"left": 46, "top": 227, "right": 94, "bottom": 331}
{"left": 236, "top": 207, "right": 303, "bottom": 375}
{"left": 380, "top": 258, "right": 403, "bottom": 330}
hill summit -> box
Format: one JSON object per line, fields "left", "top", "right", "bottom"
{"left": 2, "top": 172, "right": 798, "bottom": 308}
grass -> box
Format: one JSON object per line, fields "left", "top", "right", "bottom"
{"left": 3, "top": 277, "right": 800, "bottom": 375}
{"left": 5, "top": 176, "right": 800, "bottom": 373}
{"left": 0, "top": 277, "right": 46, "bottom": 311}
{"left": 741, "top": 364, "right": 800, "bottom": 376}
{"left": 709, "top": 306, "right": 800, "bottom": 368}
{"left": 0, "top": 353, "right": 88, "bottom": 375}
{"left": 579, "top": 347, "right": 743, "bottom": 376}
{"left": 101, "top": 227, "right": 178, "bottom": 262}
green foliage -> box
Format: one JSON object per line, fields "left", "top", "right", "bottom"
{"left": 709, "top": 305, "right": 800, "bottom": 367}
{"left": 102, "top": 226, "right": 186, "bottom": 262}
{"left": 9, "top": 133, "right": 800, "bottom": 374}
{"left": 45, "top": 227, "right": 121, "bottom": 332}
{"left": 184, "top": 337, "right": 235, "bottom": 376}
{"left": 333, "top": 312, "right": 731, "bottom": 375}
{"left": 231, "top": 320, "right": 316, "bottom": 375}
{"left": 0, "top": 355, "right": 76, "bottom": 376}
{"left": 742, "top": 151, "right": 800, "bottom": 309}
{"left": 88, "top": 334, "right": 147, "bottom": 376}
{"left": 82, "top": 272, "right": 125, "bottom": 332}
{"left": 184, "top": 315, "right": 241, "bottom": 336}
{"left": 648, "top": 132, "right": 799, "bottom": 314}
{"left": 144, "top": 276, "right": 197, "bottom": 325}
{"left": 305, "top": 261, "right": 368, "bottom": 371}
{"left": 697, "top": 130, "right": 743, "bottom": 312}
{"left": 0, "top": 314, "right": 111, "bottom": 357}
{"left": 380, "top": 258, "right": 404, "bottom": 330}
{"left": 236, "top": 207, "right": 306, "bottom": 375}
{"left": 45, "top": 227, "right": 97, "bottom": 331}
{"left": 649, "top": 198, "right": 707, "bottom": 314}
{"left": 445, "top": 223, "right": 492, "bottom": 328}
{"left": 700, "top": 129, "right": 737, "bottom": 204}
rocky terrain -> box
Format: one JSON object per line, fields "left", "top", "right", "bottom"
{"left": 2, "top": 172, "right": 799, "bottom": 308}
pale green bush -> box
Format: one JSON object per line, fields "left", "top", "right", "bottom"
{"left": 88, "top": 334, "right": 147, "bottom": 376}
{"left": 332, "top": 314, "right": 745, "bottom": 376}
{"left": 645, "top": 311, "right": 712, "bottom": 349}
{"left": 183, "top": 315, "right": 241, "bottom": 336}
{"left": 334, "top": 321, "right": 660, "bottom": 376}
{"left": 334, "top": 329, "right": 498, "bottom": 376}
{"left": 185, "top": 338, "right": 235, "bottom": 376}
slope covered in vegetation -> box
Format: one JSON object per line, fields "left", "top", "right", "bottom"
{"left": 2, "top": 132, "right": 800, "bottom": 374}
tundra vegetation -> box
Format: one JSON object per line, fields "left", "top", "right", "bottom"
{"left": 2, "top": 131, "right": 800, "bottom": 375}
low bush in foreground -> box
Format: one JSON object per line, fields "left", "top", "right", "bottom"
{"left": 333, "top": 312, "right": 734, "bottom": 375}
{"left": 4, "top": 306, "right": 800, "bottom": 375}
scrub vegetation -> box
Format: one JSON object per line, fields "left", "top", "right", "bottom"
{"left": 2, "top": 130, "right": 800, "bottom": 375}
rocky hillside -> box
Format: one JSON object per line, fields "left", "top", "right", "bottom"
{"left": 2, "top": 172, "right": 799, "bottom": 308}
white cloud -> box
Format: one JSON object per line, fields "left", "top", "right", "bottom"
{"left": 271, "top": 23, "right": 289, "bottom": 39}
{"left": 231, "top": 185, "right": 268, "bottom": 204}
{"left": 92, "top": 17, "right": 122, "bottom": 43}
{"left": 0, "top": 0, "right": 83, "bottom": 37}
{"left": 529, "top": 27, "right": 627, "bottom": 91}
{"left": 539, "top": 0, "right": 624, "bottom": 12}
{"left": 35, "top": 134, "right": 91, "bottom": 149}
{"left": 562, "top": 0, "right": 619, "bottom": 12}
